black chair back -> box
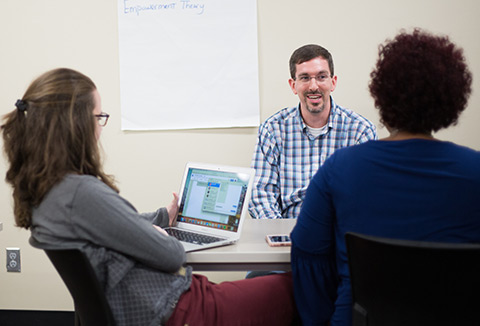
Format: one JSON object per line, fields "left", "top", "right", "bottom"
{"left": 345, "top": 232, "right": 480, "bottom": 326}
{"left": 45, "top": 249, "right": 115, "bottom": 326}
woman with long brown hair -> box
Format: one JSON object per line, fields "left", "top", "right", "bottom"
{"left": 2, "top": 68, "right": 297, "bottom": 326}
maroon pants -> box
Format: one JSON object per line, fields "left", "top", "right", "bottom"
{"left": 166, "top": 272, "right": 297, "bottom": 326}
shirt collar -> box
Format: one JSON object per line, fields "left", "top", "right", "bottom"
{"left": 296, "top": 96, "right": 337, "bottom": 133}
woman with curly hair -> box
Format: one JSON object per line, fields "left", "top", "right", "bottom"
{"left": 2, "top": 68, "right": 298, "bottom": 326}
{"left": 290, "top": 29, "right": 480, "bottom": 325}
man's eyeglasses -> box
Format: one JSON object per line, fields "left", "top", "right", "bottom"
{"left": 95, "top": 112, "right": 110, "bottom": 127}
{"left": 295, "top": 74, "right": 332, "bottom": 84}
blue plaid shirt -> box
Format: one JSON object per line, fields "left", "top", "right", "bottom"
{"left": 249, "top": 97, "right": 377, "bottom": 219}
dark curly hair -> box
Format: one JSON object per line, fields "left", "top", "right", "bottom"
{"left": 369, "top": 29, "right": 472, "bottom": 134}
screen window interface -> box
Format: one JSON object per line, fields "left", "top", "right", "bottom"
{"left": 178, "top": 168, "right": 250, "bottom": 232}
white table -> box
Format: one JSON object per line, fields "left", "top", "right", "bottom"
{"left": 186, "top": 218, "right": 297, "bottom": 271}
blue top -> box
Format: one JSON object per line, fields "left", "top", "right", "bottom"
{"left": 249, "top": 97, "right": 377, "bottom": 219}
{"left": 290, "top": 139, "right": 480, "bottom": 326}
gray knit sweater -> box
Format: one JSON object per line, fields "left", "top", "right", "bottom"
{"left": 30, "top": 174, "right": 192, "bottom": 326}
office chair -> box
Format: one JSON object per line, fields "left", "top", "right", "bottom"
{"left": 45, "top": 249, "right": 116, "bottom": 326}
{"left": 345, "top": 232, "right": 480, "bottom": 326}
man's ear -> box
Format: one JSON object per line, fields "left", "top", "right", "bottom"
{"left": 288, "top": 78, "right": 298, "bottom": 95}
{"left": 330, "top": 75, "right": 338, "bottom": 92}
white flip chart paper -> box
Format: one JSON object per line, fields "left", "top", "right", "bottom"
{"left": 118, "top": 0, "right": 260, "bottom": 130}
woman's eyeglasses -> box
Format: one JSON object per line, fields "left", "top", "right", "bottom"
{"left": 95, "top": 112, "right": 110, "bottom": 127}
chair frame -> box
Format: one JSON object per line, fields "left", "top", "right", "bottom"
{"left": 345, "top": 232, "right": 480, "bottom": 326}
{"left": 45, "top": 249, "right": 116, "bottom": 326}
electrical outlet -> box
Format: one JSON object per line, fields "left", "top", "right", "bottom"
{"left": 6, "top": 248, "right": 21, "bottom": 272}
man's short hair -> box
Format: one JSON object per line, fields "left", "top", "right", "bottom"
{"left": 289, "top": 44, "right": 334, "bottom": 79}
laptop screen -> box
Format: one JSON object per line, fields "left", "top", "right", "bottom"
{"left": 177, "top": 167, "right": 251, "bottom": 233}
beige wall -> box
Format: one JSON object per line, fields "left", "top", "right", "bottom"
{"left": 1, "top": 0, "right": 479, "bottom": 310}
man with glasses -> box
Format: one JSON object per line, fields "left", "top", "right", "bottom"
{"left": 249, "top": 44, "right": 377, "bottom": 219}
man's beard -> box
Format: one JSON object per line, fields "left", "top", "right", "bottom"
{"left": 304, "top": 91, "right": 325, "bottom": 114}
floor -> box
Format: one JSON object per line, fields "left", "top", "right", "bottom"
{"left": 0, "top": 310, "right": 74, "bottom": 326}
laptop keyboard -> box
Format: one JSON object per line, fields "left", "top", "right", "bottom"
{"left": 166, "top": 228, "right": 224, "bottom": 245}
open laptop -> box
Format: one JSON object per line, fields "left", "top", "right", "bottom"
{"left": 165, "top": 162, "right": 255, "bottom": 252}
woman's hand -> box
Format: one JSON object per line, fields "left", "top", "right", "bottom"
{"left": 166, "top": 192, "right": 179, "bottom": 227}
{"left": 153, "top": 224, "right": 168, "bottom": 236}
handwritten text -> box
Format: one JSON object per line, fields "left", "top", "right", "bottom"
{"left": 123, "top": 0, "right": 206, "bottom": 16}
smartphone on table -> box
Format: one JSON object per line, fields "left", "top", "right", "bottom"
{"left": 265, "top": 234, "right": 292, "bottom": 247}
